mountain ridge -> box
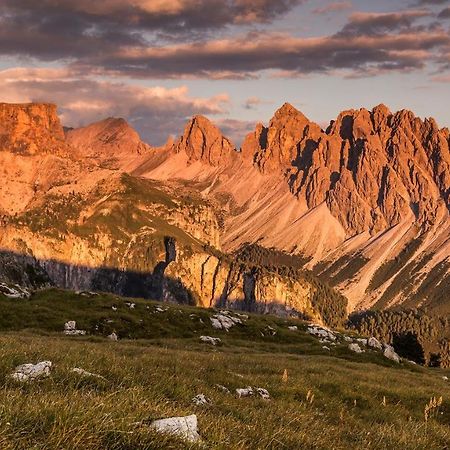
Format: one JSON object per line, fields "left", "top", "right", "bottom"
{"left": 0, "top": 101, "right": 448, "bottom": 314}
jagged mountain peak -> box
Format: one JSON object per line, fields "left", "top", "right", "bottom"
{"left": 173, "top": 114, "right": 236, "bottom": 167}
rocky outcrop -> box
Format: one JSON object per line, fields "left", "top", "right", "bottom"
{"left": 0, "top": 103, "right": 67, "bottom": 156}
{"left": 173, "top": 115, "right": 236, "bottom": 166}
{"left": 0, "top": 101, "right": 449, "bottom": 314}
{"left": 244, "top": 103, "right": 450, "bottom": 237}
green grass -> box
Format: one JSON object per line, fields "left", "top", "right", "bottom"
{"left": 1, "top": 289, "right": 450, "bottom": 449}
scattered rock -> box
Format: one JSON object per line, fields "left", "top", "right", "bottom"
{"left": 265, "top": 326, "right": 277, "bottom": 336}
{"left": 199, "top": 336, "right": 222, "bottom": 346}
{"left": 78, "top": 291, "right": 99, "bottom": 297}
{"left": 10, "top": 361, "right": 52, "bottom": 382}
{"left": 367, "top": 337, "right": 383, "bottom": 350}
{"left": 150, "top": 414, "right": 200, "bottom": 443}
{"left": 210, "top": 313, "right": 242, "bottom": 331}
{"left": 155, "top": 306, "right": 168, "bottom": 313}
{"left": 256, "top": 388, "right": 270, "bottom": 400}
{"left": 0, "top": 283, "right": 30, "bottom": 299}
{"left": 322, "top": 346, "right": 330, "bottom": 351}
{"left": 442, "top": 376, "right": 448, "bottom": 381}
{"left": 125, "top": 302, "right": 135, "bottom": 309}
{"left": 107, "top": 332, "right": 118, "bottom": 341}
{"left": 72, "top": 367, "right": 106, "bottom": 381}
{"left": 236, "top": 313, "right": 249, "bottom": 320}
{"left": 348, "top": 343, "right": 364, "bottom": 353}
{"left": 64, "top": 321, "right": 86, "bottom": 336}
{"left": 111, "top": 306, "right": 118, "bottom": 311}
{"left": 356, "top": 338, "right": 368, "bottom": 346}
{"left": 344, "top": 336, "right": 353, "bottom": 342}
{"left": 192, "top": 394, "right": 211, "bottom": 406}
{"left": 215, "top": 384, "right": 231, "bottom": 394}
{"left": 383, "top": 345, "right": 401, "bottom": 363}
{"left": 288, "top": 326, "right": 298, "bottom": 331}
{"left": 307, "top": 325, "right": 336, "bottom": 341}
{"left": 236, "top": 386, "right": 254, "bottom": 398}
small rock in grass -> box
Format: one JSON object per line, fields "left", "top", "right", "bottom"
{"left": 215, "top": 384, "right": 231, "bottom": 394}
{"left": 0, "top": 282, "right": 30, "bottom": 299}
{"left": 111, "top": 306, "right": 118, "bottom": 311}
{"left": 383, "top": 345, "right": 401, "bottom": 363}
{"left": 256, "top": 388, "right": 270, "bottom": 400}
{"left": 322, "top": 346, "right": 330, "bottom": 351}
{"left": 356, "top": 338, "right": 368, "bottom": 346}
{"left": 308, "top": 325, "right": 336, "bottom": 342}
{"left": 442, "top": 376, "right": 448, "bottom": 381}
{"left": 192, "top": 394, "right": 211, "bottom": 406}
{"left": 236, "top": 313, "right": 249, "bottom": 320}
{"left": 348, "top": 343, "right": 364, "bottom": 353}
{"left": 107, "top": 332, "right": 118, "bottom": 341}
{"left": 210, "top": 313, "right": 242, "bottom": 331}
{"left": 150, "top": 415, "right": 200, "bottom": 443}
{"left": 199, "top": 336, "right": 221, "bottom": 346}
{"left": 72, "top": 367, "right": 107, "bottom": 381}
{"left": 236, "top": 386, "right": 254, "bottom": 398}
{"left": 367, "top": 337, "right": 383, "bottom": 350}
{"left": 343, "top": 336, "right": 352, "bottom": 342}
{"left": 125, "top": 302, "right": 136, "bottom": 309}
{"left": 288, "top": 326, "right": 298, "bottom": 331}
{"left": 10, "top": 361, "right": 52, "bottom": 382}
{"left": 64, "top": 321, "right": 86, "bottom": 336}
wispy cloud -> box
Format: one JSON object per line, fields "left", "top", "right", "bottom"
{"left": 312, "top": 2, "right": 352, "bottom": 15}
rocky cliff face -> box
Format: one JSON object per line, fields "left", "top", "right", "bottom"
{"left": 173, "top": 115, "right": 237, "bottom": 166}
{"left": 140, "top": 104, "right": 450, "bottom": 312}
{"left": 0, "top": 103, "right": 68, "bottom": 156}
{"left": 244, "top": 103, "right": 450, "bottom": 236}
{"left": 0, "top": 169, "right": 339, "bottom": 325}
{"left": 0, "top": 101, "right": 449, "bottom": 317}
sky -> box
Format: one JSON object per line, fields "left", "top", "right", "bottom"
{"left": 0, "top": 0, "right": 449, "bottom": 145}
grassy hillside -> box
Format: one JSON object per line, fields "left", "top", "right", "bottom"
{"left": 0, "top": 290, "right": 449, "bottom": 449}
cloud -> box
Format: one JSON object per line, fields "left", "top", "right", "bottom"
{"left": 438, "top": 7, "right": 450, "bottom": 19}
{"left": 431, "top": 73, "right": 450, "bottom": 82}
{"left": 74, "top": 27, "right": 449, "bottom": 79}
{"left": 416, "top": 0, "right": 447, "bottom": 4}
{"left": 243, "top": 96, "right": 263, "bottom": 109}
{"left": 0, "top": 0, "right": 306, "bottom": 61}
{"left": 313, "top": 2, "right": 352, "bottom": 15}
{"left": 336, "top": 10, "right": 432, "bottom": 36}
{"left": 215, "top": 118, "right": 257, "bottom": 146}
{"left": 0, "top": 3, "right": 448, "bottom": 81}
{"left": 0, "top": 67, "right": 229, "bottom": 145}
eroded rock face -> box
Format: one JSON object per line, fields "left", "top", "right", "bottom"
{"left": 1, "top": 101, "right": 449, "bottom": 313}
{"left": 244, "top": 103, "right": 450, "bottom": 237}
{"left": 173, "top": 115, "right": 236, "bottom": 166}
{"left": 0, "top": 103, "right": 67, "bottom": 156}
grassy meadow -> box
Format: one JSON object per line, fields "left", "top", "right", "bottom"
{"left": 0, "top": 289, "right": 449, "bottom": 449}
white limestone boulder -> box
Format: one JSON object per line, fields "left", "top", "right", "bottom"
{"left": 10, "top": 361, "right": 52, "bottom": 382}
{"left": 150, "top": 414, "right": 200, "bottom": 443}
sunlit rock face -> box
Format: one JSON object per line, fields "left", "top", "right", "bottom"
{"left": 0, "top": 102, "right": 449, "bottom": 315}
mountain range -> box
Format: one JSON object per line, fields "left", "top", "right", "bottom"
{"left": 0, "top": 101, "right": 449, "bottom": 322}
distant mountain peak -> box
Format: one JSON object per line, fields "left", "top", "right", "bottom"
{"left": 173, "top": 114, "right": 236, "bottom": 166}
{"left": 66, "top": 116, "right": 150, "bottom": 168}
